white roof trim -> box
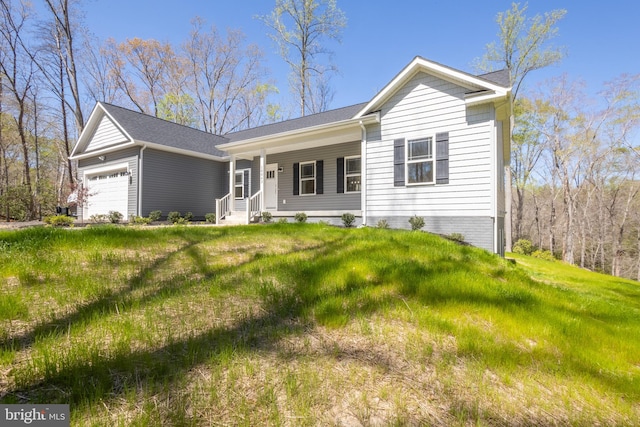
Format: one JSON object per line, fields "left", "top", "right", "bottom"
{"left": 136, "top": 140, "right": 229, "bottom": 161}
{"left": 70, "top": 141, "right": 137, "bottom": 161}
{"left": 70, "top": 139, "right": 229, "bottom": 162}
{"left": 354, "top": 57, "right": 510, "bottom": 118}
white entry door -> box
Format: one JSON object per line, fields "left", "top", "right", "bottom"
{"left": 265, "top": 164, "right": 278, "bottom": 210}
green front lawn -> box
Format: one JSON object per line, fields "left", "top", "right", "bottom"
{"left": 1, "top": 224, "right": 638, "bottom": 425}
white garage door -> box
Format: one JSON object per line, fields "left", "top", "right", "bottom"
{"left": 85, "top": 169, "right": 129, "bottom": 218}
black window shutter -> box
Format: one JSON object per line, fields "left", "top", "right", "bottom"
{"left": 243, "top": 169, "right": 250, "bottom": 198}
{"left": 316, "top": 160, "right": 324, "bottom": 194}
{"left": 293, "top": 163, "right": 299, "bottom": 195}
{"left": 436, "top": 132, "right": 449, "bottom": 184}
{"left": 336, "top": 157, "right": 344, "bottom": 193}
{"left": 393, "top": 138, "right": 405, "bottom": 187}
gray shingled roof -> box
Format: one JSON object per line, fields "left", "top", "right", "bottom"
{"left": 95, "top": 62, "right": 509, "bottom": 157}
{"left": 225, "top": 102, "right": 369, "bottom": 142}
{"left": 100, "top": 103, "right": 228, "bottom": 158}
{"left": 476, "top": 69, "right": 511, "bottom": 88}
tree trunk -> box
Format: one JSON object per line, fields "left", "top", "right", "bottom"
{"left": 33, "top": 95, "right": 41, "bottom": 220}
{"left": 549, "top": 201, "right": 556, "bottom": 255}
{"left": 45, "top": 0, "right": 84, "bottom": 134}
{"left": 0, "top": 75, "right": 7, "bottom": 222}
{"left": 57, "top": 40, "right": 74, "bottom": 188}
{"left": 16, "top": 109, "right": 35, "bottom": 219}
{"left": 515, "top": 185, "right": 525, "bottom": 241}
{"left": 637, "top": 230, "right": 640, "bottom": 282}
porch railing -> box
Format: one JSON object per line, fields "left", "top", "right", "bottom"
{"left": 247, "top": 190, "right": 262, "bottom": 224}
{"left": 215, "top": 193, "right": 231, "bottom": 223}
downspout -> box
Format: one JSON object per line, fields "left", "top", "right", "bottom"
{"left": 359, "top": 120, "right": 367, "bottom": 226}
{"left": 229, "top": 155, "right": 236, "bottom": 213}
{"left": 138, "top": 145, "right": 146, "bottom": 217}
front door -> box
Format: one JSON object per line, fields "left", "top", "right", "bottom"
{"left": 265, "top": 164, "right": 278, "bottom": 210}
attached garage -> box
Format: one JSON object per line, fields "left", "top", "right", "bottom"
{"left": 84, "top": 165, "right": 130, "bottom": 219}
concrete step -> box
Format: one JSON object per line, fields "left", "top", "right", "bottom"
{"left": 218, "top": 214, "right": 247, "bottom": 225}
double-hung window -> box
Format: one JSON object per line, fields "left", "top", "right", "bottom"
{"left": 345, "top": 156, "right": 361, "bottom": 192}
{"left": 300, "top": 161, "right": 316, "bottom": 195}
{"left": 407, "top": 137, "right": 434, "bottom": 184}
{"left": 234, "top": 171, "right": 244, "bottom": 199}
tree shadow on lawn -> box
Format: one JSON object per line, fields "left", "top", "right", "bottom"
{"left": 3, "top": 227, "right": 637, "bottom": 411}
{"left": 0, "top": 228, "right": 241, "bottom": 352}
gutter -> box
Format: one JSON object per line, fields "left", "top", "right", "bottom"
{"left": 70, "top": 140, "right": 228, "bottom": 163}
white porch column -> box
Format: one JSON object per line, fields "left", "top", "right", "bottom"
{"left": 259, "top": 148, "right": 266, "bottom": 212}
{"left": 229, "top": 154, "right": 236, "bottom": 212}
{"left": 360, "top": 121, "right": 367, "bottom": 226}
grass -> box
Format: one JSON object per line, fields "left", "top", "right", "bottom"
{"left": 0, "top": 223, "right": 638, "bottom": 425}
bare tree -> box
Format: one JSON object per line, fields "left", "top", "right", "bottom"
{"left": 29, "top": 16, "right": 75, "bottom": 188}
{"left": 512, "top": 97, "right": 545, "bottom": 240}
{"left": 477, "top": 2, "right": 566, "bottom": 251}
{"left": 0, "top": 0, "right": 36, "bottom": 219}
{"left": 43, "top": 0, "right": 84, "bottom": 135}
{"left": 101, "top": 37, "right": 175, "bottom": 116}
{"left": 183, "top": 18, "right": 272, "bottom": 133}
{"left": 258, "top": 0, "right": 346, "bottom": 116}
{"left": 82, "top": 34, "right": 120, "bottom": 104}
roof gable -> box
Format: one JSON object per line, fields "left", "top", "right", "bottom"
{"left": 85, "top": 114, "right": 130, "bottom": 152}
{"left": 355, "top": 56, "right": 511, "bottom": 117}
{"left": 71, "top": 103, "right": 229, "bottom": 160}
{"left": 100, "top": 103, "right": 228, "bottom": 158}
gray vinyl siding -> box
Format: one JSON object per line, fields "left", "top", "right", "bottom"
{"left": 77, "top": 147, "right": 140, "bottom": 222}
{"left": 367, "top": 215, "right": 494, "bottom": 252}
{"left": 266, "top": 141, "right": 361, "bottom": 212}
{"left": 141, "top": 149, "right": 226, "bottom": 219}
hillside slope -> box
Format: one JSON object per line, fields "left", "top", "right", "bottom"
{"left": 1, "top": 224, "right": 638, "bottom": 425}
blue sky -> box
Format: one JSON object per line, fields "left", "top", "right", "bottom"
{"left": 78, "top": 0, "right": 639, "bottom": 112}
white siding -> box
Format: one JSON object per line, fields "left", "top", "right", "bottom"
{"left": 366, "top": 71, "right": 495, "bottom": 218}
{"left": 85, "top": 115, "right": 129, "bottom": 152}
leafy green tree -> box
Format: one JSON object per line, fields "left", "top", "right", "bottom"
{"left": 258, "top": 0, "right": 346, "bottom": 116}
{"left": 157, "top": 93, "right": 197, "bottom": 127}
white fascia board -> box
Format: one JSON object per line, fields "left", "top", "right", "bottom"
{"left": 71, "top": 139, "right": 229, "bottom": 162}
{"left": 355, "top": 57, "right": 511, "bottom": 117}
{"left": 70, "top": 102, "right": 135, "bottom": 158}
{"left": 69, "top": 141, "right": 137, "bottom": 160}
{"left": 217, "top": 113, "right": 379, "bottom": 155}
{"left": 464, "top": 90, "right": 509, "bottom": 107}
{"left": 136, "top": 140, "right": 229, "bottom": 161}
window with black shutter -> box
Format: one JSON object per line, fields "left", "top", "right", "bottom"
{"left": 436, "top": 132, "right": 449, "bottom": 184}
{"left": 394, "top": 138, "right": 405, "bottom": 187}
